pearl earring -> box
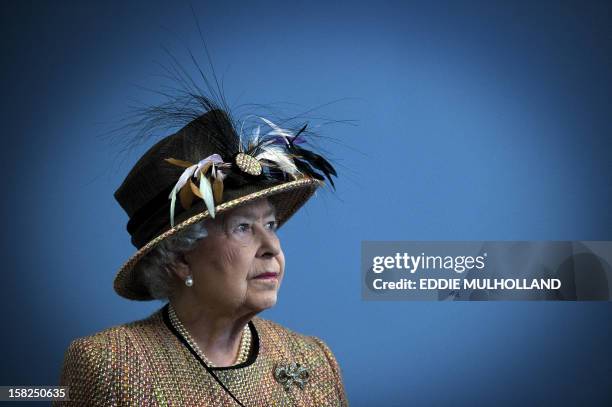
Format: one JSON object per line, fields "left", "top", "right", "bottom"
{"left": 185, "top": 276, "right": 193, "bottom": 287}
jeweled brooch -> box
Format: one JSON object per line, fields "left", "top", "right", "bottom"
{"left": 274, "top": 362, "right": 310, "bottom": 391}
{"left": 234, "top": 152, "right": 262, "bottom": 176}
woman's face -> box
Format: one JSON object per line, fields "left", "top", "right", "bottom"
{"left": 182, "top": 198, "right": 285, "bottom": 315}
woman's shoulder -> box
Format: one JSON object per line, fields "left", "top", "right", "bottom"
{"left": 63, "top": 308, "right": 165, "bottom": 357}
{"left": 58, "top": 308, "right": 166, "bottom": 380}
{"left": 55, "top": 308, "right": 171, "bottom": 405}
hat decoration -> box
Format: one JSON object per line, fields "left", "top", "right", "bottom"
{"left": 165, "top": 116, "right": 337, "bottom": 227}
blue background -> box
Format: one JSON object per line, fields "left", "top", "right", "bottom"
{"left": 1, "top": 1, "right": 611, "bottom": 406}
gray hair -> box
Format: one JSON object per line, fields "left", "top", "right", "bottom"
{"left": 135, "top": 221, "right": 209, "bottom": 300}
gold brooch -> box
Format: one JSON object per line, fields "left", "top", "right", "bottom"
{"left": 274, "top": 362, "right": 310, "bottom": 391}
{"left": 235, "top": 152, "right": 262, "bottom": 176}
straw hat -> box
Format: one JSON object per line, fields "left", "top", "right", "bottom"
{"left": 113, "top": 108, "right": 336, "bottom": 300}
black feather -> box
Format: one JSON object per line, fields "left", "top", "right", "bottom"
{"left": 293, "top": 159, "right": 325, "bottom": 182}
{"left": 292, "top": 145, "right": 336, "bottom": 174}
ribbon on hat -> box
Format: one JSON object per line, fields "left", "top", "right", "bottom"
{"left": 166, "top": 154, "right": 226, "bottom": 227}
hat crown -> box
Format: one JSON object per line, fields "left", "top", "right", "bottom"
{"left": 115, "top": 109, "right": 237, "bottom": 216}
{"left": 114, "top": 109, "right": 239, "bottom": 247}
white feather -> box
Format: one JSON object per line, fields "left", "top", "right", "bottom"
{"left": 168, "top": 154, "right": 224, "bottom": 226}
{"left": 199, "top": 173, "right": 216, "bottom": 219}
{"left": 169, "top": 191, "right": 177, "bottom": 227}
{"left": 252, "top": 125, "right": 261, "bottom": 140}
{"left": 255, "top": 145, "right": 300, "bottom": 176}
{"left": 168, "top": 164, "right": 198, "bottom": 227}
{"left": 259, "top": 117, "right": 294, "bottom": 140}
{"left": 194, "top": 154, "right": 223, "bottom": 177}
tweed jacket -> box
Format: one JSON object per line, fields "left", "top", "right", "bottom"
{"left": 55, "top": 305, "right": 347, "bottom": 406}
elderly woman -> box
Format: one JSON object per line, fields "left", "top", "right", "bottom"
{"left": 56, "top": 107, "right": 347, "bottom": 406}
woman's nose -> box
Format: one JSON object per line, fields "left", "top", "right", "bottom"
{"left": 254, "top": 224, "right": 281, "bottom": 258}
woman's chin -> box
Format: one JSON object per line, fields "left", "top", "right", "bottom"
{"left": 247, "top": 292, "right": 278, "bottom": 313}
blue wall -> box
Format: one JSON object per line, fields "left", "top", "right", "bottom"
{"left": 1, "top": 1, "right": 611, "bottom": 405}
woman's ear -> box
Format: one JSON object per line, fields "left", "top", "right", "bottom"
{"left": 169, "top": 253, "right": 191, "bottom": 280}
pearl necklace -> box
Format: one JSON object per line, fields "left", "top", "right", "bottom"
{"left": 168, "top": 304, "right": 252, "bottom": 367}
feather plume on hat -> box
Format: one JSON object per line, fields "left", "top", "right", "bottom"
{"left": 164, "top": 116, "right": 337, "bottom": 227}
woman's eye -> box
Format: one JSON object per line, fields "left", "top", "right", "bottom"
{"left": 266, "top": 220, "right": 278, "bottom": 230}
{"left": 236, "top": 223, "right": 251, "bottom": 233}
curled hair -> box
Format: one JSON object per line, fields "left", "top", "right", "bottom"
{"left": 135, "top": 221, "right": 209, "bottom": 300}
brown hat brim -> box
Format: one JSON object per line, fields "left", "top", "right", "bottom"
{"left": 113, "top": 177, "right": 322, "bottom": 300}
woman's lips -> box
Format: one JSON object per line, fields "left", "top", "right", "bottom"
{"left": 253, "top": 272, "right": 278, "bottom": 280}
